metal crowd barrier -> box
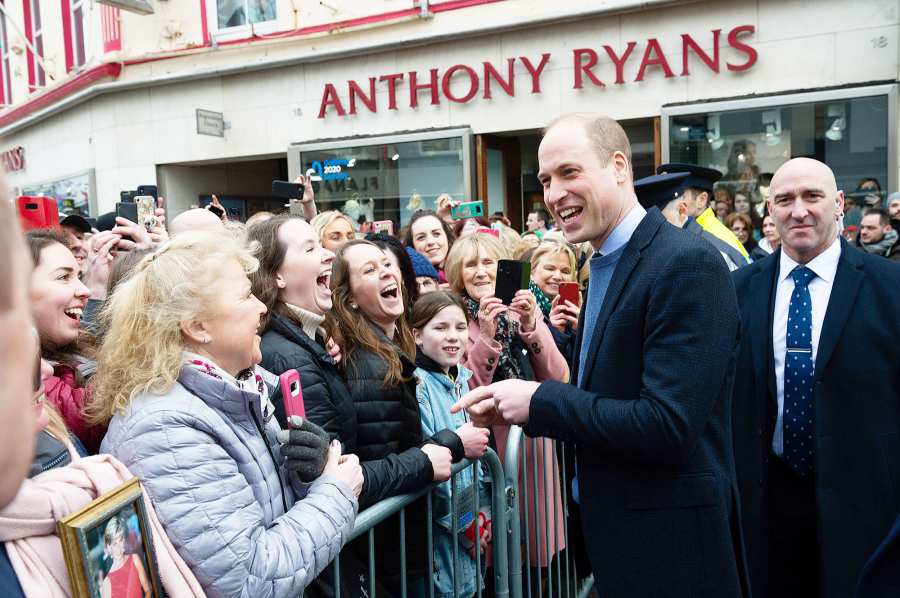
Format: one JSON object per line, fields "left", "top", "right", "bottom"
{"left": 328, "top": 447, "right": 510, "bottom": 598}
{"left": 503, "top": 425, "right": 594, "bottom": 598}
{"left": 325, "top": 427, "right": 593, "bottom": 598}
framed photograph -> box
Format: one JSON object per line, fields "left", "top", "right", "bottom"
{"left": 58, "top": 477, "right": 162, "bottom": 598}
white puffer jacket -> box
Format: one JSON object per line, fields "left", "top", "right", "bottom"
{"left": 101, "top": 365, "right": 357, "bottom": 598}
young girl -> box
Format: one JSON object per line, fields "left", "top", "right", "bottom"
{"left": 411, "top": 291, "right": 492, "bottom": 598}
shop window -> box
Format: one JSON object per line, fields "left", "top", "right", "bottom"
{"left": 666, "top": 91, "right": 891, "bottom": 226}
{"left": 209, "top": 0, "right": 277, "bottom": 39}
{"left": 0, "top": 1, "right": 11, "bottom": 104}
{"left": 22, "top": 0, "right": 45, "bottom": 90}
{"left": 297, "top": 134, "right": 469, "bottom": 231}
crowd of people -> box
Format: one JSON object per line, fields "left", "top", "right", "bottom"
{"left": 1, "top": 111, "right": 899, "bottom": 598}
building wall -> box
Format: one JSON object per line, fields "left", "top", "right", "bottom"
{"left": 1, "top": 0, "right": 898, "bottom": 213}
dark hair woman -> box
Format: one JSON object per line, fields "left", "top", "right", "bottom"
{"left": 25, "top": 230, "right": 105, "bottom": 453}
{"left": 330, "top": 239, "right": 461, "bottom": 595}
{"left": 404, "top": 209, "right": 456, "bottom": 286}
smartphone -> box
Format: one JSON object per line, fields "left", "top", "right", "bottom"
{"left": 120, "top": 190, "right": 137, "bottom": 203}
{"left": 372, "top": 220, "right": 394, "bottom": 235}
{"left": 451, "top": 200, "right": 484, "bottom": 220}
{"left": 206, "top": 203, "right": 225, "bottom": 219}
{"left": 494, "top": 259, "right": 531, "bottom": 305}
{"left": 17, "top": 196, "right": 59, "bottom": 230}
{"left": 136, "top": 185, "right": 158, "bottom": 201}
{"left": 272, "top": 180, "right": 304, "bottom": 199}
{"left": 279, "top": 370, "right": 305, "bottom": 427}
{"left": 558, "top": 282, "right": 580, "bottom": 307}
{"left": 115, "top": 201, "right": 138, "bottom": 224}
{"left": 134, "top": 195, "right": 158, "bottom": 231}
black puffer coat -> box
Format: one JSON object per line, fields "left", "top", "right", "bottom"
{"left": 260, "top": 313, "right": 441, "bottom": 508}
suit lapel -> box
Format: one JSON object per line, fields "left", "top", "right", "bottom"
{"left": 814, "top": 240, "right": 864, "bottom": 380}
{"left": 747, "top": 254, "right": 779, "bottom": 403}
{"left": 582, "top": 209, "right": 663, "bottom": 388}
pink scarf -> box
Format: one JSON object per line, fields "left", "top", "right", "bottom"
{"left": 0, "top": 447, "right": 205, "bottom": 598}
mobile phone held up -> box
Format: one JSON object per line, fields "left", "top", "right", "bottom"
{"left": 279, "top": 369, "right": 305, "bottom": 428}
{"left": 494, "top": 259, "right": 531, "bottom": 305}
{"left": 558, "top": 282, "right": 580, "bottom": 307}
{"left": 115, "top": 201, "right": 138, "bottom": 224}
{"left": 134, "top": 195, "right": 158, "bottom": 231}
{"left": 272, "top": 180, "right": 304, "bottom": 200}
{"left": 17, "top": 196, "right": 59, "bottom": 230}
{"left": 451, "top": 200, "right": 484, "bottom": 220}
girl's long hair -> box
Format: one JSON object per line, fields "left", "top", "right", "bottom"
{"left": 329, "top": 240, "right": 415, "bottom": 387}
{"left": 86, "top": 232, "right": 258, "bottom": 425}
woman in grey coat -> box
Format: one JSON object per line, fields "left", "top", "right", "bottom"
{"left": 88, "top": 232, "right": 363, "bottom": 598}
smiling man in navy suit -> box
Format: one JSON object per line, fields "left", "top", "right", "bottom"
{"left": 453, "top": 113, "right": 748, "bottom": 598}
{"left": 731, "top": 157, "right": 900, "bottom": 598}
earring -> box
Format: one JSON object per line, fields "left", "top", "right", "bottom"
{"left": 350, "top": 303, "right": 358, "bottom": 309}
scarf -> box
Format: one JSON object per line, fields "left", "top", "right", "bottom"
{"left": 860, "top": 229, "right": 898, "bottom": 255}
{"left": 528, "top": 281, "right": 552, "bottom": 319}
{"left": 284, "top": 303, "right": 326, "bottom": 340}
{"left": 182, "top": 353, "right": 275, "bottom": 423}
{"left": 461, "top": 294, "right": 526, "bottom": 382}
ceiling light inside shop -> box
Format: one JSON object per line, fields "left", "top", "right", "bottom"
{"left": 705, "top": 114, "right": 725, "bottom": 151}
{"left": 762, "top": 109, "right": 782, "bottom": 147}
{"left": 391, "top": 154, "right": 400, "bottom": 161}
{"left": 347, "top": 158, "right": 357, "bottom": 167}
{"left": 825, "top": 104, "right": 846, "bottom": 142}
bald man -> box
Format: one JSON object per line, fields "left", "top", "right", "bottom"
{"left": 731, "top": 158, "right": 900, "bottom": 598}
{"left": 169, "top": 207, "right": 225, "bottom": 237}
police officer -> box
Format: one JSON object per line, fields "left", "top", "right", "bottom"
{"left": 636, "top": 164, "right": 750, "bottom": 269}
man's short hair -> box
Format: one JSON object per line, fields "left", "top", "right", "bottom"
{"left": 544, "top": 113, "right": 632, "bottom": 168}
{"left": 530, "top": 209, "right": 550, "bottom": 224}
{"left": 864, "top": 207, "right": 890, "bottom": 226}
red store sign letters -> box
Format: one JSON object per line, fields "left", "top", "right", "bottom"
{"left": 318, "top": 25, "right": 757, "bottom": 119}
{"left": 1, "top": 146, "right": 25, "bottom": 172}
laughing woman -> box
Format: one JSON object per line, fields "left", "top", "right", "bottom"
{"left": 330, "top": 240, "right": 456, "bottom": 594}
{"left": 25, "top": 230, "right": 105, "bottom": 453}
{"left": 89, "top": 232, "right": 362, "bottom": 598}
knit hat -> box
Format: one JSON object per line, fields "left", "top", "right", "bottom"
{"left": 405, "top": 246, "right": 439, "bottom": 280}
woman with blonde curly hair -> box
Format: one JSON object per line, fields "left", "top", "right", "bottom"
{"left": 90, "top": 232, "right": 362, "bottom": 598}
{"left": 310, "top": 210, "right": 356, "bottom": 253}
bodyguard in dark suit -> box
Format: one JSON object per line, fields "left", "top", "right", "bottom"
{"left": 732, "top": 157, "right": 900, "bottom": 598}
{"left": 454, "top": 114, "right": 749, "bottom": 598}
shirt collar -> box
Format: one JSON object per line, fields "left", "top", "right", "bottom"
{"left": 598, "top": 204, "right": 647, "bottom": 256}
{"left": 778, "top": 237, "right": 842, "bottom": 284}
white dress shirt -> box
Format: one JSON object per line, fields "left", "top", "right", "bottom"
{"left": 771, "top": 238, "right": 841, "bottom": 456}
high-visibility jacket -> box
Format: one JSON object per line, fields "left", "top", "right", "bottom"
{"left": 696, "top": 207, "right": 752, "bottom": 265}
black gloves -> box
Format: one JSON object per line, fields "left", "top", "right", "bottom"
{"left": 277, "top": 417, "right": 330, "bottom": 482}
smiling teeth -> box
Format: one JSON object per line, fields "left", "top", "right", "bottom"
{"left": 64, "top": 308, "right": 82, "bottom": 318}
{"left": 559, "top": 207, "right": 580, "bottom": 219}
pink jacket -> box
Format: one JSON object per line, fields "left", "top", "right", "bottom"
{"left": 0, "top": 445, "right": 204, "bottom": 598}
{"left": 44, "top": 364, "right": 105, "bottom": 454}
{"left": 461, "top": 314, "right": 568, "bottom": 567}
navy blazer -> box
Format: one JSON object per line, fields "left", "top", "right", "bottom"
{"left": 732, "top": 239, "right": 900, "bottom": 598}
{"left": 528, "top": 208, "right": 749, "bottom": 598}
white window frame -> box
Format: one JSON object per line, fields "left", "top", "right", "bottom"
{"left": 0, "top": 1, "right": 11, "bottom": 104}
{"left": 206, "top": 0, "right": 279, "bottom": 43}
{"left": 69, "top": 0, "right": 87, "bottom": 70}
{"left": 29, "top": 0, "right": 45, "bottom": 87}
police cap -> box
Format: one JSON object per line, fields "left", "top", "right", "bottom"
{"left": 634, "top": 171, "right": 692, "bottom": 210}
{"left": 655, "top": 163, "right": 722, "bottom": 194}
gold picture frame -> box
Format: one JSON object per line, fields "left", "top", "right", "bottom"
{"left": 58, "top": 477, "right": 162, "bottom": 598}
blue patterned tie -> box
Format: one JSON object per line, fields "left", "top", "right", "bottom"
{"left": 783, "top": 266, "right": 816, "bottom": 476}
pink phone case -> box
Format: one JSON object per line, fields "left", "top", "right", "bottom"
{"left": 373, "top": 220, "right": 394, "bottom": 235}
{"left": 279, "top": 370, "right": 305, "bottom": 426}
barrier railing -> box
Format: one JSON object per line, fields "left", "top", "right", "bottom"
{"left": 324, "top": 427, "right": 593, "bottom": 598}
{"left": 328, "top": 447, "right": 509, "bottom": 598}
{"left": 503, "top": 425, "right": 594, "bottom": 598}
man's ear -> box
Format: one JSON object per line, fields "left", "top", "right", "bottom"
{"left": 612, "top": 151, "right": 631, "bottom": 184}
{"left": 835, "top": 190, "right": 846, "bottom": 221}
{"left": 678, "top": 199, "right": 690, "bottom": 219}
{"left": 695, "top": 191, "right": 710, "bottom": 210}
{"left": 181, "top": 319, "right": 210, "bottom": 346}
